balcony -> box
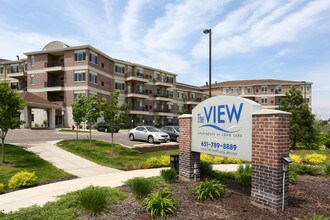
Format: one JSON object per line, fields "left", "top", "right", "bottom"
{"left": 10, "top": 82, "right": 27, "bottom": 91}
{"left": 153, "top": 107, "right": 174, "bottom": 116}
{"left": 128, "top": 106, "right": 148, "bottom": 115}
{"left": 186, "top": 98, "right": 202, "bottom": 105}
{"left": 154, "top": 92, "right": 173, "bottom": 102}
{"left": 44, "top": 62, "right": 64, "bottom": 72}
{"left": 125, "top": 72, "right": 149, "bottom": 83}
{"left": 43, "top": 81, "right": 64, "bottom": 91}
{"left": 126, "top": 89, "right": 149, "bottom": 99}
{"left": 6, "top": 67, "right": 26, "bottom": 78}
{"left": 154, "top": 77, "right": 173, "bottom": 87}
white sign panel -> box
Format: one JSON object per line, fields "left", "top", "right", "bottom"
{"left": 191, "top": 96, "right": 261, "bottom": 161}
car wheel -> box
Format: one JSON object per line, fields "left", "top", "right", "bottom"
{"left": 129, "top": 134, "right": 135, "bottom": 141}
{"left": 176, "top": 136, "right": 179, "bottom": 142}
{"left": 148, "top": 135, "right": 154, "bottom": 143}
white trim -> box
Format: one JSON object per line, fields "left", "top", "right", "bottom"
{"left": 74, "top": 49, "right": 86, "bottom": 53}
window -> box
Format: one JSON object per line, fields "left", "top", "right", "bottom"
{"left": 74, "top": 52, "right": 86, "bottom": 61}
{"left": 115, "top": 65, "right": 125, "bottom": 73}
{"left": 0, "top": 66, "right": 3, "bottom": 74}
{"left": 306, "top": 98, "right": 310, "bottom": 103}
{"left": 261, "top": 86, "right": 268, "bottom": 92}
{"left": 89, "top": 52, "right": 97, "bottom": 64}
{"left": 10, "top": 65, "right": 19, "bottom": 73}
{"left": 74, "top": 71, "right": 86, "bottom": 82}
{"left": 261, "top": 98, "right": 268, "bottom": 104}
{"left": 31, "top": 56, "right": 35, "bottom": 66}
{"left": 101, "top": 63, "right": 104, "bottom": 68}
{"left": 30, "top": 75, "right": 35, "bottom": 84}
{"left": 89, "top": 72, "right": 97, "bottom": 83}
{"left": 307, "top": 85, "right": 310, "bottom": 92}
{"left": 115, "top": 82, "right": 125, "bottom": 90}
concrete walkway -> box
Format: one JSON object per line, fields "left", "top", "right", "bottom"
{"left": 18, "top": 140, "right": 122, "bottom": 178}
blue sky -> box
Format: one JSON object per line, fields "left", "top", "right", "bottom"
{"left": 0, "top": 0, "right": 330, "bottom": 119}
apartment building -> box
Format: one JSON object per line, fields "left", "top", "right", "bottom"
{"left": 200, "top": 79, "right": 312, "bottom": 109}
{"left": 0, "top": 41, "right": 208, "bottom": 128}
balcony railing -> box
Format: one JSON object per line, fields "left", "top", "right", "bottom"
{"left": 154, "top": 108, "right": 173, "bottom": 113}
{"left": 125, "top": 72, "right": 149, "bottom": 79}
{"left": 7, "top": 67, "right": 23, "bottom": 73}
{"left": 44, "top": 81, "right": 64, "bottom": 87}
{"left": 128, "top": 106, "right": 147, "bottom": 111}
{"left": 154, "top": 77, "right": 174, "bottom": 84}
{"left": 44, "top": 62, "right": 64, "bottom": 68}
{"left": 154, "top": 92, "right": 173, "bottom": 98}
{"left": 126, "top": 89, "right": 148, "bottom": 95}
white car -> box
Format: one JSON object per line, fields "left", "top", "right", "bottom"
{"left": 129, "top": 126, "right": 170, "bottom": 143}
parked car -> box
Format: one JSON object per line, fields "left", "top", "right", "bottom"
{"left": 160, "top": 126, "right": 179, "bottom": 142}
{"left": 97, "top": 122, "right": 120, "bottom": 133}
{"left": 128, "top": 126, "right": 170, "bottom": 143}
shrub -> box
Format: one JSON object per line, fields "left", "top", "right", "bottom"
{"left": 125, "top": 163, "right": 134, "bottom": 170}
{"left": 160, "top": 155, "right": 170, "bottom": 166}
{"left": 126, "top": 177, "right": 154, "bottom": 199}
{"left": 304, "top": 214, "right": 329, "bottom": 220}
{"left": 200, "top": 153, "right": 214, "bottom": 163}
{"left": 325, "top": 163, "right": 330, "bottom": 177}
{"left": 8, "top": 171, "right": 38, "bottom": 189}
{"left": 143, "top": 187, "right": 176, "bottom": 219}
{"left": 160, "top": 169, "right": 178, "bottom": 183}
{"left": 200, "top": 161, "right": 213, "bottom": 179}
{"left": 324, "top": 130, "right": 330, "bottom": 148}
{"left": 211, "top": 170, "right": 236, "bottom": 181}
{"left": 146, "top": 157, "right": 162, "bottom": 168}
{"left": 237, "top": 164, "right": 252, "bottom": 187}
{"left": 290, "top": 153, "right": 302, "bottom": 164}
{"left": 298, "top": 164, "right": 323, "bottom": 176}
{"left": 78, "top": 186, "right": 108, "bottom": 215}
{"left": 305, "top": 153, "right": 327, "bottom": 165}
{"left": 139, "top": 162, "right": 150, "bottom": 169}
{"left": 226, "top": 157, "right": 242, "bottom": 164}
{"left": 288, "top": 171, "right": 298, "bottom": 184}
{"left": 0, "top": 183, "right": 4, "bottom": 193}
{"left": 193, "top": 179, "right": 225, "bottom": 201}
{"left": 213, "top": 156, "right": 225, "bottom": 164}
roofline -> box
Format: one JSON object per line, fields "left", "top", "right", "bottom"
{"left": 0, "top": 59, "right": 27, "bottom": 65}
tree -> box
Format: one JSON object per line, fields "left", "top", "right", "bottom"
{"left": 279, "top": 86, "right": 318, "bottom": 149}
{"left": 0, "top": 82, "right": 25, "bottom": 162}
{"left": 71, "top": 94, "right": 87, "bottom": 142}
{"left": 101, "top": 91, "right": 129, "bottom": 152}
{"left": 85, "top": 95, "right": 100, "bottom": 147}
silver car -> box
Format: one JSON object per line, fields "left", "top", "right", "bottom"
{"left": 129, "top": 126, "right": 170, "bottom": 143}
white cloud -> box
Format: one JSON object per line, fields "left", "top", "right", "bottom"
{"left": 275, "top": 49, "right": 289, "bottom": 58}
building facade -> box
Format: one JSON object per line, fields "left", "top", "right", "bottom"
{"left": 0, "top": 41, "right": 312, "bottom": 129}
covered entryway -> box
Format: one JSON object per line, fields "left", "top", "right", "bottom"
{"left": 21, "top": 92, "right": 61, "bottom": 129}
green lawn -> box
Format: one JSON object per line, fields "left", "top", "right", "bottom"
{"left": 0, "top": 144, "right": 72, "bottom": 189}
{"left": 57, "top": 140, "right": 178, "bottom": 170}
{"left": 292, "top": 149, "right": 330, "bottom": 164}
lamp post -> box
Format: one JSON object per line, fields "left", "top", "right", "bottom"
{"left": 61, "top": 110, "right": 65, "bottom": 128}
{"left": 203, "top": 28, "right": 212, "bottom": 98}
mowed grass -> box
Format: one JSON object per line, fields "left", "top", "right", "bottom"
{"left": 292, "top": 149, "right": 330, "bottom": 164}
{"left": 57, "top": 140, "right": 178, "bottom": 170}
{"left": 0, "top": 144, "right": 72, "bottom": 189}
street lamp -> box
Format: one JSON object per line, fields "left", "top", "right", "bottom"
{"left": 61, "top": 110, "right": 65, "bottom": 128}
{"left": 203, "top": 28, "right": 212, "bottom": 98}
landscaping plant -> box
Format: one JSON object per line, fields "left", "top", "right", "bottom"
{"left": 8, "top": 171, "right": 37, "bottom": 189}
{"left": 304, "top": 153, "right": 327, "bottom": 165}
{"left": 160, "top": 155, "right": 170, "bottom": 166}
{"left": 237, "top": 164, "right": 252, "bottom": 187}
{"left": 77, "top": 186, "right": 108, "bottom": 215}
{"left": 193, "top": 179, "right": 225, "bottom": 201}
{"left": 0, "top": 183, "right": 4, "bottom": 193}
{"left": 126, "top": 177, "right": 155, "bottom": 199}
{"left": 160, "top": 168, "right": 178, "bottom": 183}
{"left": 200, "top": 161, "right": 213, "bottom": 179}
{"left": 304, "top": 214, "right": 329, "bottom": 220}
{"left": 325, "top": 163, "right": 330, "bottom": 177}
{"left": 200, "top": 153, "right": 213, "bottom": 163}
{"left": 211, "top": 170, "right": 236, "bottom": 181}
{"left": 146, "top": 157, "right": 162, "bottom": 168}
{"left": 143, "top": 187, "right": 176, "bottom": 219}
{"left": 226, "top": 157, "right": 243, "bottom": 164}
{"left": 290, "top": 153, "right": 302, "bottom": 163}
{"left": 288, "top": 170, "right": 299, "bottom": 184}
{"left": 213, "top": 156, "right": 225, "bottom": 164}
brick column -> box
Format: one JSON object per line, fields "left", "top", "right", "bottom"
{"left": 251, "top": 110, "right": 290, "bottom": 212}
{"left": 178, "top": 114, "right": 200, "bottom": 181}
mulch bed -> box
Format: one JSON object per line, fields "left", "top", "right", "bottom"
{"left": 134, "top": 144, "right": 179, "bottom": 153}
{"left": 110, "top": 175, "right": 330, "bottom": 220}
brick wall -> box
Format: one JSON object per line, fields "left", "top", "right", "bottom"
{"left": 251, "top": 113, "right": 290, "bottom": 211}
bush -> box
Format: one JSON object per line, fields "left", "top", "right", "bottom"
{"left": 325, "top": 163, "right": 330, "bottom": 177}
{"left": 290, "top": 153, "right": 302, "bottom": 164}
{"left": 146, "top": 157, "right": 162, "bottom": 168}
{"left": 324, "top": 130, "right": 330, "bottom": 148}
{"left": 125, "top": 163, "right": 134, "bottom": 171}
{"left": 305, "top": 153, "right": 327, "bottom": 165}
{"left": 193, "top": 179, "right": 225, "bottom": 201}
{"left": 160, "top": 155, "right": 170, "bottom": 166}
{"left": 160, "top": 169, "right": 178, "bottom": 183}
{"left": 126, "top": 177, "right": 154, "bottom": 199}
{"left": 139, "top": 162, "right": 150, "bottom": 169}
{"left": 78, "top": 186, "right": 108, "bottom": 215}
{"left": 237, "top": 164, "right": 252, "bottom": 187}
{"left": 143, "top": 187, "right": 176, "bottom": 219}
{"left": 200, "top": 153, "right": 213, "bottom": 163}
{"left": 304, "top": 214, "right": 329, "bottom": 220}
{"left": 213, "top": 156, "right": 225, "bottom": 164}
{"left": 0, "top": 183, "right": 4, "bottom": 193}
{"left": 8, "top": 171, "right": 38, "bottom": 189}
{"left": 200, "top": 161, "right": 213, "bottom": 179}
{"left": 298, "top": 164, "right": 324, "bottom": 176}
{"left": 226, "top": 157, "right": 242, "bottom": 164}
{"left": 288, "top": 170, "right": 298, "bottom": 184}
{"left": 211, "top": 170, "right": 236, "bottom": 181}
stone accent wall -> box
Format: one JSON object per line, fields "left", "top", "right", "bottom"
{"left": 251, "top": 113, "right": 290, "bottom": 211}
{"left": 178, "top": 114, "right": 200, "bottom": 180}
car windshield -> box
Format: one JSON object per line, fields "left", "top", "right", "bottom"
{"left": 173, "top": 126, "right": 179, "bottom": 132}
{"left": 145, "top": 126, "right": 160, "bottom": 132}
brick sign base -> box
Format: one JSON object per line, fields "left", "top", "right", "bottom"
{"left": 178, "top": 110, "right": 290, "bottom": 212}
